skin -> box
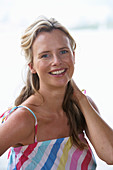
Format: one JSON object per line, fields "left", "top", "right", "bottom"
{"left": 0, "top": 29, "right": 113, "bottom": 165}
{"left": 30, "top": 29, "right": 75, "bottom": 90}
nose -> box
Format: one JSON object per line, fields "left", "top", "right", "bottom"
{"left": 52, "top": 53, "right": 62, "bottom": 66}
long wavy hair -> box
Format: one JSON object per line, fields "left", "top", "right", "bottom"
{"left": 15, "top": 16, "right": 87, "bottom": 149}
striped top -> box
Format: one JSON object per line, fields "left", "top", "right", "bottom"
{"left": 1, "top": 106, "right": 97, "bottom": 170}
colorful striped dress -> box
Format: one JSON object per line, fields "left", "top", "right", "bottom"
{"left": 1, "top": 106, "right": 97, "bottom": 170}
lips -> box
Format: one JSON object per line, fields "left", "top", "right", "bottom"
{"left": 49, "top": 69, "right": 67, "bottom": 75}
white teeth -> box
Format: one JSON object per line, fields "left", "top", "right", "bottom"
{"left": 51, "top": 69, "right": 65, "bottom": 75}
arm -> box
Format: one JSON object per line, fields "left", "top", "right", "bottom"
{"left": 0, "top": 108, "right": 35, "bottom": 156}
{"left": 72, "top": 81, "right": 113, "bottom": 165}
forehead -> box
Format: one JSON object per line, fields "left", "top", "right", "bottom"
{"left": 32, "top": 29, "right": 71, "bottom": 52}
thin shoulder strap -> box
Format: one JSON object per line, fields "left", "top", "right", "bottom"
{"left": 18, "top": 105, "right": 37, "bottom": 120}
{"left": 10, "top": 105, "right": 38, "bottom": 142}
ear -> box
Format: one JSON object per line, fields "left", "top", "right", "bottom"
{"left": 28, "top": 63, "right": 36, "bottom": 74}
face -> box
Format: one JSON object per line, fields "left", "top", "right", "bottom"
{"left": 29, "top": 29, "right": 75, "bottom": 90}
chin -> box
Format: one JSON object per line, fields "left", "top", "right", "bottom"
{"left": 52, "top": 80, "right": 69, "bottom": 88}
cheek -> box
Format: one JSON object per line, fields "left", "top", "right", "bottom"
{"left": 69, "top": 57, "right": 75, "bottom": 73}
{"left": 35, "top": 61, "right": 49, "bottom": 74}
{"left": 66, "top": 56, "right": 75, "bottom": 65}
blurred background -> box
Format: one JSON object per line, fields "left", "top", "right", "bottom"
{"left": 0, "top": 0, "right": 113, "bottom": 169}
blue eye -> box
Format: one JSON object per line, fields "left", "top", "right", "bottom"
{"left": 41, "top": 54, "right": 49, "bottom": 58}
{"left": 60, "top": 50, "right": 68, "bottom": 54}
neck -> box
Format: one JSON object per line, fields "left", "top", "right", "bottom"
{"left": 38, "top": 85, "right": 67, "bottom": 113}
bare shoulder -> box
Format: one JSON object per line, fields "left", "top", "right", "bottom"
{"left": 86, "top": 96, "right": 100, "bottom": 113}
{"left": 4, "top": 107, "right": 35, "bottom": 141}
{"left": 0, "top": 106, "right": 35, "bottom": 155}
{"left": 9, "top": 106, "right": 35, "bottom": 124}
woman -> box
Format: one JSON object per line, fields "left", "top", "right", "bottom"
{"left": 0, "top": 16, "right": 113, "bottom": 169}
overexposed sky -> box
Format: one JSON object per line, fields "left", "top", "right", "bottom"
{"left": 0, "top": 0, "right": 113, "bottom": 32}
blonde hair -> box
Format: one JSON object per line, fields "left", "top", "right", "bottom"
{"left": 21, "top": 16, "right": 76, "bottom": 64}
{"left": 15, "top": 16, "right": 87, "bottom": 149}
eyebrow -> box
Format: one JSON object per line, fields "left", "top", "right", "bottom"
{"left": 38, "top": 47, "right": 69, "bottom": 55}
{"left": 38, "top": 51, "right": 50, "bottom": 55}
{"left": 58, "top": 47, "right": 69, "bottom": 50}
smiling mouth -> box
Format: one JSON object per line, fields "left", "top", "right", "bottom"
{"left": 49, "top": 69, "right": 67, "bottom": 75}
